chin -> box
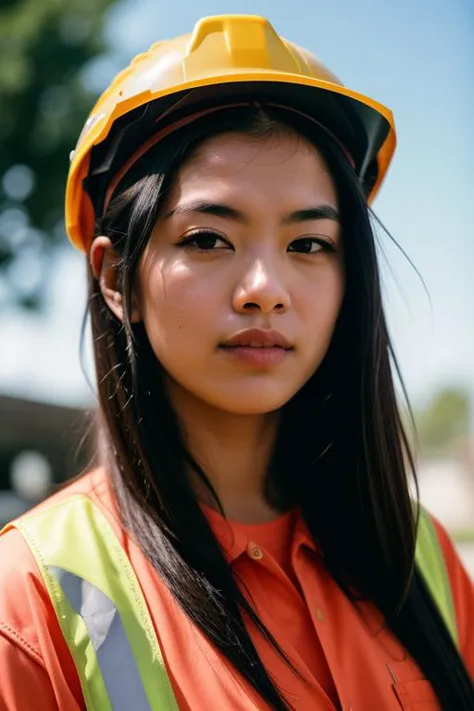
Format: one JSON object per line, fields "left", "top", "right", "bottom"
{"left": 205, "top": 387, "right": 296, "bottom": 416}
{"left": 165, "top": 371, "right": 305, "bottom": 416}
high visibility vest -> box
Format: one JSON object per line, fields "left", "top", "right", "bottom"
{"left": 3, "top": 495, "right": 458, "bottom": 711}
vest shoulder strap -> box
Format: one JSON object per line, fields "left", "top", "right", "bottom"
{"left": 415, "top": 506, "right": 458, "bottom": 645}
{"left": 9, "top": 494, "right": 179, "bottom": 711}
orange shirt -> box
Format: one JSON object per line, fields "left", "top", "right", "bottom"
{"left": 0, "top": 467, "right": 473, "bottom": 711}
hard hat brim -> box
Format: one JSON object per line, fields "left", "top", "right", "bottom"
{"left": 67, "top": 72, "right": 395, "bottom": 251}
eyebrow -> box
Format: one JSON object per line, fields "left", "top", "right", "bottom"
{"left": 281, "top": 206, "right": 340, "bottom": 224}
{"left": 163, "top": 200, "right": 340, "bottom": 224}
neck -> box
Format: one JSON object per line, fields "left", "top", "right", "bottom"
{"left": 166, "top": 379, "right": 283, "bottom": 523}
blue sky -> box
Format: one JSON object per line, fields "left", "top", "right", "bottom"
{"left": 0, "top": 0, "right": 473, "bottom": 410}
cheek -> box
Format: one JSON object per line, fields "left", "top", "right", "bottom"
{"left": 139, "top": 260, "right": 220, "bottom": 349}
{"left": 298, "top": 266, "right": 345, "bottom": 334}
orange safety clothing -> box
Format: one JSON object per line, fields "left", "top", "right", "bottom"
{"left": 0, "top": 467, "right": 473, "bottom": 710}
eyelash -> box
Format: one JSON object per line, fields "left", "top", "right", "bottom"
{"left": 177, "top": 230, "right": 230, "bottom": 251}
{"left": 177, "top": 229, "right": 337, "bottom": 254}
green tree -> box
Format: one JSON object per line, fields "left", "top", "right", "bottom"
{"left": 416, "top": 387, "right": 470, "bottom": 455}
{"left": 0, "top": 0, "right": 118, "bottom": 309}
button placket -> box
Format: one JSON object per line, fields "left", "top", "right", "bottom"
{"left": 294, "top": 548, "right": 352, "bottom": 708}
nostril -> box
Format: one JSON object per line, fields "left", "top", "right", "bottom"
{"left": 243, "top": 303, "right": 259, "bottom": 310}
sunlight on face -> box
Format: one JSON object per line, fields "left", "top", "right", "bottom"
{"left": 137, "top": 131, "right": 345, "bottom": 415}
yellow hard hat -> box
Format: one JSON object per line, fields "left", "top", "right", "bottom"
{"left": 66, "top": 14, "right": 396, "bottom": 252}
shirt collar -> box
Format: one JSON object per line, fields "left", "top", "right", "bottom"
{"left": 203, "top": 504, "right": 318, "bottom": 564}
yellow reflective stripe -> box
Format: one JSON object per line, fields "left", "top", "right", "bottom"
{"left": 17, "top": 495, "right": 179, "bottom": 711}
{"left": 17, "top": 520, "right": 112, "bottom": 711}
{"left": 415, "top": 507, "right": 458, "bottom": 645}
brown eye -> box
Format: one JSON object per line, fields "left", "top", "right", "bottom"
{"left": 289, "top": 237, "right": 335, "bottom": 254}
{"left": 178, "top": 230, "right": 232, "bottom": 251}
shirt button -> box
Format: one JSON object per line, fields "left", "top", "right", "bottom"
{"left": 249, "top": 545, "right": 264, "bottom": 560}
{"left": 316, "top": 608, "right": 325, "bottom": 622}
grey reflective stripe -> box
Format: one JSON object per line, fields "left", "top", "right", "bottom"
{"left": 50, "top": 566, "right": 151, "bottom": 711}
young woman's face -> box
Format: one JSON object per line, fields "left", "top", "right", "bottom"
{"left": 136, "top": 130, "right": 345, "bottom": 414}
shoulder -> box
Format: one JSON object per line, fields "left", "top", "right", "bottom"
{"left": 429, "top": 512, "right": 473, "bottom": 593}
{"left": 0, "top": 469, "right": 110, "bottom": 708}
{"left": 0, "top": 469, "right": 105, "bottom": 650}
{"left": 0, "top": 527, "right": 83, "bottom": 708}
{"left": 428, "top": 511, "right": 474, "bottom": 674}
{"left": 0, "top": 526, "right": 47, "bottom": 655}
{"left": 0, "top": 469, "right": 109, "bottom": 646}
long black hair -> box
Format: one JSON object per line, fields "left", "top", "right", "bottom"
{"left": 84, "top": 105, "right": 474, "bottom": 709}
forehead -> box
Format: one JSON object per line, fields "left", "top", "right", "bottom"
{"left": 172, "top": 131, "right": 338, "bottom": 205}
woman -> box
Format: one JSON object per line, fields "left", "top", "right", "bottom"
{"left": 0, "top": 14, "right": 473, "bottom": 711}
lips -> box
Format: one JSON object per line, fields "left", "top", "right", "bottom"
{"left": 241, "top": 341, "right": 280, "bottom": 349}
{"left": 222, "top": 328, "right": 293, "bottom": 350}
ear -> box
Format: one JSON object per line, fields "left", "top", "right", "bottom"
{"left": 89, "top": 236, "right": 142, "bottom": 323}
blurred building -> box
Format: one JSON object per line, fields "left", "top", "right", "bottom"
{"left": 0, "top": 394, "right": 94, "bottom": 525}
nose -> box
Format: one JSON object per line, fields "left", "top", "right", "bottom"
{"left": 232, "top": 257, "right": 291, "bottom": 315}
